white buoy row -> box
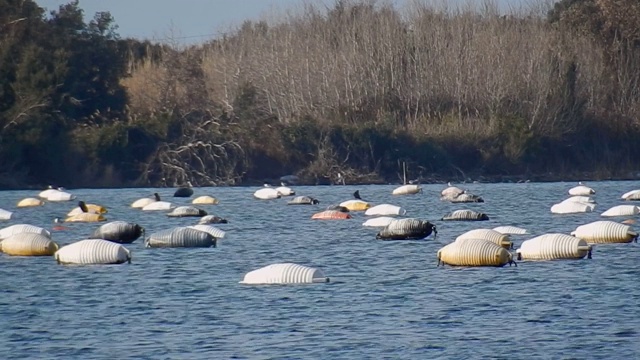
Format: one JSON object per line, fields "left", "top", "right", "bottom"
{"left": 436, "top": 181, "right": 640, "bottom": 267}
{"left": 1, "top": 185, "right": 234, "bottom": 269}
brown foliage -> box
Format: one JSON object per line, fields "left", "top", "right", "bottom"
{"left": 122, "top": 0, "right": 640, "bottom": 184}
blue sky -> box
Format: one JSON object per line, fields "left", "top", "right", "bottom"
{"left": 36, "top": 0, "right": 532, "bottom": 44}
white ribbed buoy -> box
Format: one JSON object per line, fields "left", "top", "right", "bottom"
{"left": 492, "top": 226, "right": 527, "bottom": 235}
{"left": 142, "top": 201, "right": 174, "bottom": 211}
{"left": 253, "top": 188, "right": 281, "bottom": 200}
{"left": 17, "top": 197, "right": 45, "bottom": 207}
{"left": 621, "top": 189, "right": 640, "bottom": 201}
{"left": 568, "top": 183, "right": 595, "bottom": 196}
{"left": 0, "top": 209, "right": 13, "bottom": 220}
{"left": 392, "top": 184, "right": 421, "bottom": 195}
{"left": 456, "top": 229, "right": 512, "bottom": 249}
{"left": 0, "top": 224, "right": 51, "bottom": 240}
{"left": 39, "top": 188, "right": 58, "bottom": 199}
{"left": 571, "top": 221, "right": 638, "bottom": 244}
{"left": 562, "top": 196, "right": 596, "bottom": 204}
{"left": 550, "top": 201, "right": 594, "bottom": 214}
{"left": 275, "top": 186, "right": 295, "bottom": 196}
{"left": 0, "top": 233, "right": 58, "bottom": 256}
{"left": 311, "top": 210, "right": 351, "bottom": 220}
{"left": 516, "top": 233, "right": 591, "bottom": 260}
{"left": 192, "top": 195, "right": 219, "bottom": 205}
{"left": 240, "top": 263, "right": 329, "bottom": 285}
{"left": 600, "top": 205, "right": 640, "bottom": 217}
{"left": 437, "top": 239, "right": 515, "bottom": 267}
{"left": 46, "top": 190, "right": 76, "bottom": 202}
{"left": 55, "top": 239, "right": 131, "bottom": 265}
{"left": 362, "top": 216, "right": 395, "bottom": 227}
{"left": 441, "top": 183, "right": 464, "bottom": 198}
{"left": 188, "top": 225, "right": 226, "bottom": 239}
{"left": 364, "top": 204, "right": 406, "bottom": 216}
{"left": 131, "top": 198, "right": 156, "bottom": 208}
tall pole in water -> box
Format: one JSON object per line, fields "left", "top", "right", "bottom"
{"left": 403, "top": 162, "right": 407, "bottom": 185}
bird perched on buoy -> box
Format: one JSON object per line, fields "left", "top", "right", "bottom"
{"left": 63, "top": 201, "right": 107, "bottom": 222}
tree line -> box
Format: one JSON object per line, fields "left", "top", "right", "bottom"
{"left": 1, "top": 0, "right": 639, "bottom": 189}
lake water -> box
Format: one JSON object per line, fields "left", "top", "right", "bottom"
{"left": 1, "top": 181, "right": 639, "bottom": 359}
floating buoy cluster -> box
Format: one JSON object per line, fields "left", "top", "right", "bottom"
{"left": 1, "top": 185, "right": 227, "bottom": 267}
{"left": 2, "top": 180, "right": 639, "bottom": 283}
{"left": 435, "top": 181, "right": 639, "bottom": 268}
{"left": 550, "top": 183, "right": 598, "bottom": 214}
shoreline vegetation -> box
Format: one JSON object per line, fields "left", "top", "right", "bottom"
{"left": 1, "top": 0, "right": 639, "bottom": 190}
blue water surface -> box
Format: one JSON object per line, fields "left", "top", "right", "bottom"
{"left": 1, "top": 181, "right": 639, "bottom": 359}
